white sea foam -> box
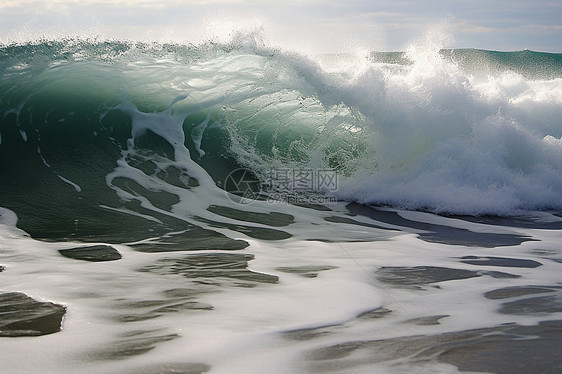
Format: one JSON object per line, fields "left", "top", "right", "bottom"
{"left": 217, "top": 39, "right": 562, "bottom": 215}
{"left": 57, "top": 175, "right": 82, "bottom": 192}
{"left": 1, "top": 204, "right": 560, "bottom": 373}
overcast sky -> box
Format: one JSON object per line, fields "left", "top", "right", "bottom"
{"left": 1, "top": 0, "right": 561, "bottom": 52}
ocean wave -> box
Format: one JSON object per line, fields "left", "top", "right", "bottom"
{"left": 1, "top": 38, "right": 561, "bottom": 218}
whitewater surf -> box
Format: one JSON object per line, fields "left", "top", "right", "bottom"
{"left": 1, "top": 38, "right": 561, "bottom": 373}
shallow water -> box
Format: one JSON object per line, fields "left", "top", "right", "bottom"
{"left": 1, "top": 202, "right": 561, "bottom": 373}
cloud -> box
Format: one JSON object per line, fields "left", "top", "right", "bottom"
{"left": 0, "top": 0, "right": 561, "bottom": 51}
{"left": 521, "top": 24, "right": 562, "bottom": 33}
